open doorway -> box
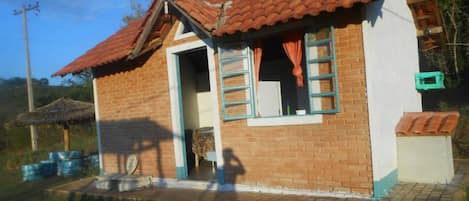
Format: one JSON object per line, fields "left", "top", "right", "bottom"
{"left": 177, "top": 47, "right": 217, "bottom": 181}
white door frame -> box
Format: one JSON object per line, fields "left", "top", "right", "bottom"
{"left": 166, "top": 39, "right": 224, "bottom": 182}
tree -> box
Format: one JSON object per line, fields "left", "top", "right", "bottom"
{"left": 440, "top": 0, "right": 468, "bottom": 80}
{"left": 122, "top": 0, "right": 146, "bottom": 24}
{"left": 60, "top": 69, "right": 93, "bottom": 102}
{"left": 420, "top": 0, "right": 468, "bottom": 86}
{"left": 38, "top": 78, "right": 48, "bottom": 86}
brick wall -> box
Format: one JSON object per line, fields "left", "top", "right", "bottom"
{"left": 94, "top": 19, "right": 200, "bottom": 178}
{"left": 216, "top": 9, "right": 373, "bottom": 195}
{"left": 94, "top": 8, "right": 372, "bottom": 195}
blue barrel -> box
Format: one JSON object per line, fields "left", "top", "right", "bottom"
{"left": 40, "top": 160, "right": 57, "bottom": 177}
{"left": 57, "top": 150, "right": 82, "bottom": 160}
{"left": 87, "top": 155, "right": 100, "bottom": 168}
{"left": 58, "top": 159, "right": 81, "bottom": 177}
{"left": 48, "top": 152, "right": 60, "bottom": 162}
{"left": 21, "top": 164, "right": 43, "bottom": 181}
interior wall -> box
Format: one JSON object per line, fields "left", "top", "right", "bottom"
{"left": 197, "top": 92, "right": 213, "bottom": 127}
{"left": 260, "top": 58, "right": 309, "bottom": 114}
{"left": 196, "top": 72, "right": 213, "bottom": 127}
{"left": 179, "top": 55, "right": 200, "bottom": 130}
{"left": 361, "top": 0, "right": 423, "bottom": 197}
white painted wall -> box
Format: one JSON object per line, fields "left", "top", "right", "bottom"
{"left": 92, "top": 79, "right": 104, "bottom": 173}
{"left": 362, "top": 0, "right": 422, "bottom": 181}
{"left": 397, "top": 136, "right": 454, "bottom": 184}
{"left": 197, "top": 92, "right": 213, "bottom": 128}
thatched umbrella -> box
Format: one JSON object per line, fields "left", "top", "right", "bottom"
{"left": 13, "top": 97, "right": 95, "bottom": 151}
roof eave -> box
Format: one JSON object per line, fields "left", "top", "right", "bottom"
{"left": 167, "top": 0, "right": 214, "bottom": 38}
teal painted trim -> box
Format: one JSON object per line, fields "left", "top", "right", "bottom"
{"left": 310, "top": 109, "right": 338, "bottom": 114}
{"left": 176, "top": 167, "right": 186, "bottom": 179}
{"left": 373, "top": 169, "right": 398, "bottom": 199}
{"left": 304, "top": 26, "right": 340, "bottom": 115}
{"left": 307, "top": 38, "right": 331, "bottom": 46}
{"left": 308, "top": 55, "right": 333, "bottom": 63}
{"left": 225, "top": 100, "right": 251, "bottom": 106}
{"left": 99, "top": 168, "right": 104, "bottom": 176}
{"left": 218, "top": 44, "right": 255, "bottom": 121}
{"left": 330, "top": 25, "right": 341, "bottom": 113}
{"left": 415, "top": 71, "right": 445, "bottom": 90}
{"left": 217, "top": 168, "right": 225, "bottom": 185}
{"left": 222, "top": 70, "right": 249, "bottom": 78}
{"left": 247, "top": 45, "right": 257, "bottom": 118}
{"left": 223, "top": 85, "right": 249, "bottom": 92}
{"left": 311, "top": 91, "right": 336, "bottom": 97}
{"left": 218, "top": 46, "right": 227, "bottom": 120}
{"left": 309, "top": 73, "right": 334, "bottom": 80}
{"left": 304, "top": 33, "right": 314, "bottom": 115}
{"left": 175, "top": 55, "right": 188, "bottom": 179}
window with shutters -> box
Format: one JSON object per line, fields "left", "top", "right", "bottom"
{"left": 218, "top": 25, "right": 340, "bottom": 123}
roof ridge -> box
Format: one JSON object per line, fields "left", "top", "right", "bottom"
{"left": 201, "top": 0, "right": 224, "bottom": 8}
{"left": 215, "top": 0, "right": 231, "bottom": 30}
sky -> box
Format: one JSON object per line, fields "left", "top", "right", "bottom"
{"left": 0, "top": 0, "right": 151, "bottom": 85}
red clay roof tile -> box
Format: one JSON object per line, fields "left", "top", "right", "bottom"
{"left": 55, "top": 0, "right": 374, "bottom": 76}
{"left": 396, "top": 112, "right": 460, "bottom": 136}
{"left": 173, "top": 0, "right": 222, "bottom": 31}
{"left": 53, "top": 18, "right": 146, "bottom": 76}
{"left": 209, "top": 0, "right": 373, "bottom": 36}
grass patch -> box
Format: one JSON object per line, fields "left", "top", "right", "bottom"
{"left": 0, "top": 125, "right": 98, "bottom": 201}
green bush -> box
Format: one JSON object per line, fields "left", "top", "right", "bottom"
{"left": 439, "top": 101, "right": 469, "bottom": 157}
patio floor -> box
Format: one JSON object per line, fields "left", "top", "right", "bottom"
{"left": 48, "top": 159, "right": 469, "bottom": 201}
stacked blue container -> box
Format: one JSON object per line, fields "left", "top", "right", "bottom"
{"left": 21, "top": 164, "right": 43, "bottom": 181}
{"left": 87, "top": 154, "right": 100, "bottom": 168}
{"left": 56, "top": 150, "right": 82, "bottom": 177}
{"left": 40, "top": 160, "right": 58, "bottom": 177}
{"left": 21, "top": 150, "right": 84, "bottom": 182}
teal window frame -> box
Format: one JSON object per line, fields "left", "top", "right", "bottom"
{"left": 218, "top": 25, "right": 340, "bottom": 121}
{"left": 218, "top": 43, "right": 256, "bottom": 121}
{"left": 304, "top": 25, "right": 341, "bottom": 114}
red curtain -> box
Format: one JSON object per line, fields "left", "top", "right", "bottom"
{"left": 253, "top": 41, "right": 263, "bottom": 117}
{"left": 282, "top": 31, "right": 304, "bottom": 87}
{"left": 253, "top": 41, "right": 263, "bottom": 91}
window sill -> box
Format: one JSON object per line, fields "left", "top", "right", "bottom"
{"left": 247, "top": 115, "right": 322, "bottom": 127}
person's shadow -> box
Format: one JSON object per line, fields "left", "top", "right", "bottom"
{"left": 214, "top": 148, "right": 245, "bottom": 201}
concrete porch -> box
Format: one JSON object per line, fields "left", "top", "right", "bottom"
{"left": 48, "top": 159, "right": 469, "bottom": 201}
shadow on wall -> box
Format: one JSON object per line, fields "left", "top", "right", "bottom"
{"left": 99, "top": 119, "right": 248, "bottom": 188}
{"left": 99, "top": 118, "right": 174, "bottom": 183}
{"left": 365, "top": 0, "right": 385, "bottom": 26}
{"left": 195, "top": 148, "right": 246, "bottom": 201}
